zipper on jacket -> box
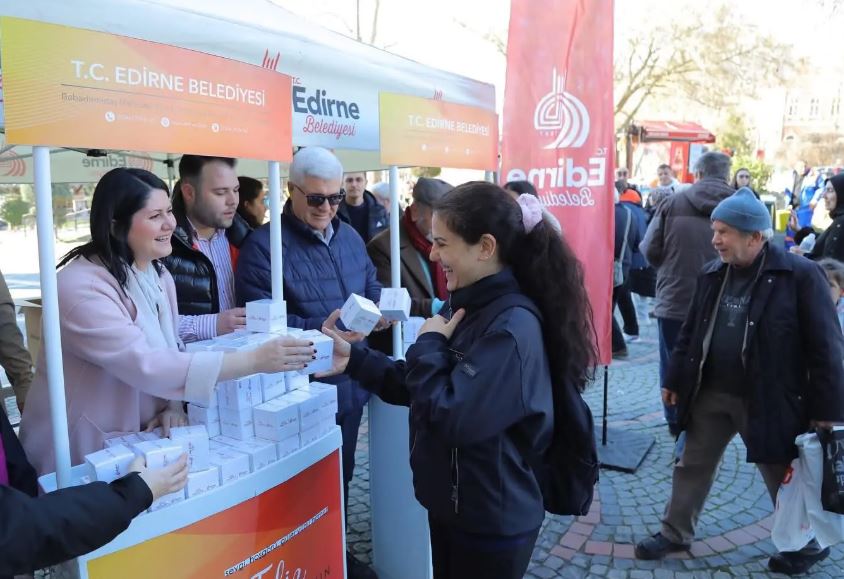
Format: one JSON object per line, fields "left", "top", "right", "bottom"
{"left": 324, "top": 240, "right": 350, "bottom": 300}
{"left": 450, "top": 448, "right": 460, "bottom": 514}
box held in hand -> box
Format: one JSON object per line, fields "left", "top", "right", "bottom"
{"left": 297, "top": 330, "right": 334, "bottom": 376}
{"left": 379, "top": 288, "right": 411, "bottom": 322}
{"left": 340, "top": 294, "right": 381, "bottom": 335}
{"left": 168, "top": 425, "right": 211, "bottom": 473}
{"left": 85, "top": 444, "right": 135, "bottom": 483}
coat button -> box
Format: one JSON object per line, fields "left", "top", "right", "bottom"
{"left": 749, "top": 321, "right": 755, "bottom": 326}
{"left": 767, "top": 278, "right": 773, "bottom": 283}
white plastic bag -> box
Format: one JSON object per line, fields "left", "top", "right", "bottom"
{"left": 798, "top": 432, "right": 844, "bottom": 548}
{"left": 772, "top": 454, "right": 815, "bottom": 551}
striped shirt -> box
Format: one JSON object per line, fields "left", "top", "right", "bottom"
{"left": 177, "top": 223, "right": 236, "bottom": 342}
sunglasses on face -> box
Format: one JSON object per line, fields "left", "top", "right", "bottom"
{"left": 291, "top": 183, "right": 345, "bottom": 207}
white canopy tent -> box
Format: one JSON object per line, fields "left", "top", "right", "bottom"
{"left": 0, "top": 0, "right": 495, "bottom": 166}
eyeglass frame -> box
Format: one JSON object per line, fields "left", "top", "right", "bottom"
{"left": 289, "top": 183, "right": 345, "bottom": 207}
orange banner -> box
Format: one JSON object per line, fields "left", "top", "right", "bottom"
{"left": 0, "top": 17, "right": 292, "bottom": 161}
{"left": 87, "top": 452, "right": 343, "bottom": 578}
{"left": 379, "top": 93, "right": 497, "bottom": 170}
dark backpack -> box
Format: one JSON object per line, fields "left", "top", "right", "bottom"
{"left": 465, "top": 292, "right": 599, "bottom": 516}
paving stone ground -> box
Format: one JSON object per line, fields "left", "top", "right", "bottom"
{"left": 346, "top": 304, "right": 844, "bottom": 578}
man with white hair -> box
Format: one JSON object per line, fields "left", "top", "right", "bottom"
{"left": 635, "top": 188, "right": 844, "bottom": 575}
{"left": 235, "top": 146, "right": 382, "bottom": 579}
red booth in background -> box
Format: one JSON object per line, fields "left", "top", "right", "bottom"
{"left": 626, "top": 120, "right": 716, "bottom": 183}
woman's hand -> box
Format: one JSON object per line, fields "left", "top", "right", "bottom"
{"left": 130, "top": 454, "right": 189, "bottom": 501}
{"left": 316, "top": 326, "right": 352, "bottom": 378}
{"left": 323, "top": 309, "right": 366, "bottom": 344}
{"left": 145, "top": 400, "right": 188, "bottom": 437}
{"left": 419, "top": 309, "right": 466, "bottom": 340}
{"left": 253, "top": 335, "right": 316, "bottom": 374}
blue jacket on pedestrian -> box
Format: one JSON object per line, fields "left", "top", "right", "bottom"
{"left": 621, "top": 201, "right": 649, "bottom": 270}
{"left": 615, "top": 203, "right": 643, "bottom": 275}
{"left": 345, "top": 269, "right": 553, "bottom": 536}
{"left": 235, "top": 203, "right": 383, "bottom": 413}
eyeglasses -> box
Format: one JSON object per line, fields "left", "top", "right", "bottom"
{"left": 290, "top": 183, "right": 345, "bottom": 207}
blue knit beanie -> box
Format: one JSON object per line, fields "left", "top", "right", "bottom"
{"left": 711, "top": 187, "right": 771, "bottom": 232}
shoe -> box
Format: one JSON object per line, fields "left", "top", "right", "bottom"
{"left": 612, "top": 347, "right": 629, "bottom": 359}
{"left": 634, "top": 533, "right": 688, "bottom": 560}
{"left": 347, "top": 551, "right": 378, "bottom": 579}
{"left": 768, "top": 540, "right": 830, "bottom": 575}
{"left": 624, "top": 334, "right": 640, "bottom": 343}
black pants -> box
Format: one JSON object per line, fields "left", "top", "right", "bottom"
{"left": 428, "top": 516, "right": 539, "bottom": 579}
{"left": 611, "top": 279, "right": 639, "bottom": 351}
{"left": 338, "top": 407, "right": 364, "bottom": 518}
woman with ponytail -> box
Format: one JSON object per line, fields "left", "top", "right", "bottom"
{"left": 320, "top": 181, "right": 597, "bottom": 579}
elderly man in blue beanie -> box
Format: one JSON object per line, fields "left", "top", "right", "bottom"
{"left": 636, "top": 188, "right": 844, "bottom": 575}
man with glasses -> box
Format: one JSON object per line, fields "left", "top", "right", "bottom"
{"left": 235, "top": 146, "right": 382, "bottom": 579}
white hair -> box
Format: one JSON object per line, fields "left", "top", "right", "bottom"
{"left": 289, "top": 147, "right": 343, "bottom": 185}
{"left": 760, "top": 228, "right": 774, "bottom": 241}
{"left": 371, "top": 181, "right": 391, "bottom": 200}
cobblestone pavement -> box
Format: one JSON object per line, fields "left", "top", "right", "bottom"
{"left": 346, "top": 316, "right": 844, "bottom": 578}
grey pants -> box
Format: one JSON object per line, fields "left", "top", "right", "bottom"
{"left": 661, "top": 390, "right": 789, "bottom": 545}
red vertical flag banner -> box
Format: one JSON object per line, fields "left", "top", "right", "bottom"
{"left": 501, "top": 0, "right": 615, "bottom": 364}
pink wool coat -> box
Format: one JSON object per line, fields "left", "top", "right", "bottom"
{"left": 19, "top": 257, "right": 221, "bottom": 476}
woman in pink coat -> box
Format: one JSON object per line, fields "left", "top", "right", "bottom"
{"left": 20, "top": 168, "right": 314, "bottom": 475}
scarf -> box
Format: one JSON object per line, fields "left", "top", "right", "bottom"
{"left": 404, "top": 210, "right": 449, "bottom": 300}
{"left": 125, "top": 264, "right": 180, "bottom": 351}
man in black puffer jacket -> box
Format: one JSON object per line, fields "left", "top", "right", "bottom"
{"left": 162, "top": 155, "right": 252, "bottom": 343}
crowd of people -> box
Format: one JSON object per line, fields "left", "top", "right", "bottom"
{"left": 2, "top": 146, "right": 844, "bottom": 578}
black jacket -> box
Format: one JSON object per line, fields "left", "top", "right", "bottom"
{"left": 1, "top": 408, "right": 152, "bottom": 577}
{"left": 336, "top": 190, "right": 388, "bottom": 244}
{"left": 665, "top": 243, "right": 844, "bottom": 464}
{"left": 161, "top": 206, "right": 251, "bottom": 315}
{"left": 347, "top": 269, "right": 553, "bottom": 535}
{"left": 808, "top": 208, "right": 844, "bottom": 262}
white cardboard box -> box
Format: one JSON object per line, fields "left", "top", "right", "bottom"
{"left": 212, "top": 436, "right": 278, "bottom": 471}
{"left": 340, "top": 294, "right": 381, "bottom": 335}
{"left": 253, "top": 398, "right": 300, "bottom": 442}
{"left": 186, "top": 466, "right": 220, "bottom": 498}
{"left": 208, "top": 447, "right": 252, "bottom": 484}
{"left": 84, "top": 445, "right": 136, "bottom": 483}
{"left": 148, "top": 489, "right": 186, "bottom": 512}
{"left": 246, "top": 299, "right": 287, "bottom": 334}
{"left": 137, "top": 431, "right": 161, "bottom": 442}
{"left": 317, "top": 417, "right": 336, "bottom": 438}
{"left": 303, "top": 382, "right": 339, "bottom": 417}
{"left": 285, "top": 371, "right": 309, "bottom": 392}
{"left": 261, "top": 372, "right": 287, "bottom": 401}
{"left": 219, "top": 407, "right": 255, "bottom": 440}
{"left": 299, "top": 424, "right": 321, "bottom": 448}
{"left": 103, "top": 433, "right": 143, "bottom": 449}
{"left": 187, "top": 404, "right": 221, "bottom": 437}
{"left": 284, "top": 389, "right": 322, "bottom": 431}
{"left": 131, "top": 439, "right": 185, "bottom": 470}
{"left": 297, "top": 330, "right": 334, "bottom": 376}
{"left": 218, "top": 376, "right": 261, "bottom": 411}
{"left": 276, "top": 435, "right": 301, "bottom": 460}
{"left": 379, "top": 287, "right": 412, "bottom": 322}
{"left": 168, "top": 425, "right": 211, "bottom": 473}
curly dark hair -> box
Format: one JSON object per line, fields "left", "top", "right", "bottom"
{"left": 434, "top": 181, "right": 597, "bottom": 391}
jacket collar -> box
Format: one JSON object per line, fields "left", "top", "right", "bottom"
{"left": 449, "top": 268, "right": 521, "bottom": 315}
{"left": 337, "top": 190, "right": 377, "bottom": 222}
{"left": 172, "top": 203, "right": 251, "bottom": 250}
{"left": 282, "top": 200, "right": 343, "bottom": 244}
{"left": 701, "top": 242, "right": 792, "bottom": 275}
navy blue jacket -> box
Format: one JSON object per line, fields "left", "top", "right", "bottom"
{"left": 346, "top": 269, "right": 553, "bottom": 535}
{"left": 235, "top": 204, "right": 382, "bottom": 412}
{"left": 337, "top": 190, "right": 388, "bottom": 244}
{"left": 615, "top": 203, "right": 643, "bottom": 275}
{"left": 621, "top": 201, "right": 649, "bottom": 270}
{"left": 666, "top": 243, "right": 844, "bottom": 463}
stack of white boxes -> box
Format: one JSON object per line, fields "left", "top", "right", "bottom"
{"left": 89, "top": 299, "right": 342, "bottom": 512}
